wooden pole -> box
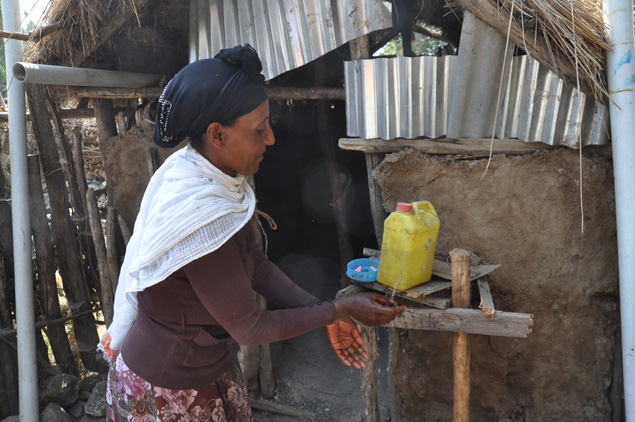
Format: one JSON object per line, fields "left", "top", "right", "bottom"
{"left": 54, "top": 86, "right": 345, "bottom": 101}
{"left": 451, "top": 248, "right": 471, "bottom": 422}
{"left": 28, "top": 155, "right": 78, "bottom": 375}
{"left": 106, "top": 206, "right": 120, "bottom": 295}
{"left": 350, "top": 35, "right": 383, "bottom": 422}
{"left": 117, "top": 215, "right": 132, "bottom": 246}
{"left": 86, "top": 188, "right": 114, "bottom": 326}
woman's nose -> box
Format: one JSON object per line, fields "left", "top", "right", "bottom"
{"left": 264, "top": 126, "right": 275, "bottom": 146}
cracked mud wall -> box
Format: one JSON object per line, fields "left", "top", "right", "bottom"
{"left": 373, "top": 148, "right": 619, "bottom": 421}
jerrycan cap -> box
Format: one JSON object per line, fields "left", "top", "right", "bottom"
{"left": 396, "top": 202, "right": 412, "bottom": 213}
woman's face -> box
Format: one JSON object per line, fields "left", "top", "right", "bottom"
{"left": 212, "top": 100, "right": 275, "bottom": 176}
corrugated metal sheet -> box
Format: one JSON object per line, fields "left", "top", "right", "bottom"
{"left": 189, "top": 0, "right": 392, "bottom": 80}
{"left": 345, "top": 11, "right": 609, "bottom": 147}
{"left": 344, "top": 56, "right": 456, "bottom": 140}
{"left": 494, "top": 55, "right": 609, "bottom": 147}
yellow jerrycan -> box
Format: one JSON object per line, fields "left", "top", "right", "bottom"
{"left": 377, "top": 201, "right": 440, "bottom": 291}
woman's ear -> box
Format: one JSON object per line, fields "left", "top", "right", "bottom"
{"left": 206, "top": 122, "right": 223, "bottom": 148}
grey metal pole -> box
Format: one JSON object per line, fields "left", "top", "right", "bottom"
{"left": 13, "top": 62, "right": 161, "bottom": 88}
{"left": 1, "top": 0, "right": 39, "bottom": 420}
{"left": 604, "top": 0, "right": 635, "bottom": 420}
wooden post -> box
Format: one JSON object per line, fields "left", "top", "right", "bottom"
{"left": 146, "top": 147, "right": 159, "bottom": 176}
{"left": 28, "top": 155, "right": 78, "bottom": 375}
{"left": 106, "top": 206, "right": 120, "bottom": 294}
{"left": 117, "top": 214, "right": 132, "bottom": 246}
{"left": 86, "top": 188, "right": 114, "bottom": 326}
{"left": 350, "top": 35, "right": 384, "bottom": 422}
{"left": 450, "top": 248, "right": 471, "bottom": 422}
{"left": 26, "top": 84, "right": 101, "bottom": 372}
{"left": 70, "top": 124, "right": 101, "bottom": 296}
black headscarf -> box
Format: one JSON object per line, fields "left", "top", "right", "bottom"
{"left": 153, "top": 44, "right": 268, "bottom": 148}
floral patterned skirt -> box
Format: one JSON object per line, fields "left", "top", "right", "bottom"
{"left": 106, "top": 352, "right": 253, "bottom": 422}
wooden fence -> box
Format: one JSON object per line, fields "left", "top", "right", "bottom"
{"left": 0, "top": 84, "right": 126, "bottom": 418}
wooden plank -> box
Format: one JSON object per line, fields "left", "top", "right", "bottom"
{"left": 339, "top": 137, "right": 556, "bottom": 156}
{"left": 363, "top": 248, "right": 501, "bottom": 281}
{"left": 477, "top": 279, "right": 496, "bottom": 316}
{"left": 450, "top": 249, "right": 471, "bottom": 422}
{"left": 383, "top": 308, "right": 534, "bottom": 338}
{"left": 351, "top": 280, "right": 452, "bottom": 309}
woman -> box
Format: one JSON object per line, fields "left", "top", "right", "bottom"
{"left": 101, "top": 44, "right": 404, "bottom": 421}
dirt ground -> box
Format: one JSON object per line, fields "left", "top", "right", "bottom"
{"left": 255, "top": 327, "right": 392, "bottom": 422}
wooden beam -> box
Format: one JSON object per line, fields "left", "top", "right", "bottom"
{"left": 52, "top": 86, "right": 345, "bottom": 101}
{"left": 52, "top": 87, "right": 163, "bottom": 100}
{"left": 477, "top": 279, "right": 496, "bottom": 316}
{"left": 267, "top": 87, "right": 345, "bottom": 101}
{"left": 383, "top": 308, "right": 534, "bottom": 338}
{"left": 0, "top": 22, "right": 62, "bottom": 42}
{"left": 339, "top": 137, "right": 556, "bottom": 156}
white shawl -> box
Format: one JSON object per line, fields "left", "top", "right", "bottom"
{"left": 106, "top": 144, "right": 256, "bottom": 350}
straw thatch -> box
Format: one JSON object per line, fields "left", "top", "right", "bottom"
{"left": 453, "top": 0, "right": 610, "bottom": 102}
{"left": 29, "top": 0, "right": 189, "bottom": 76}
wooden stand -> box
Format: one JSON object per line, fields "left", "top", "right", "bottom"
{"left": 337, "top": 249, "right": 533, "bottom": 421}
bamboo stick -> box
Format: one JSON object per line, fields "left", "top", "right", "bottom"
{"left": 86, "top": 188, "right": 114, "bottom": 326}
{"left": 451, "top": 249, "right": 471, "bottom": 422}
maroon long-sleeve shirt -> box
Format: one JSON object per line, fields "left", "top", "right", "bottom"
{"left": 120, "top": 223, "right": 337, "bottom": 389}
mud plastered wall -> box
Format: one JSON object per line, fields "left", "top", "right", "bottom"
{"left": 100, "top": 128, "right": 184, "bottom": 228}
{"left": 373, "top": 148, "right": 619, "bottom": 421}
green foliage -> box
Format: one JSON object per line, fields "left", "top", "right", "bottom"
{"left": 374, "top": 33, "right": 449, "bottom": 57}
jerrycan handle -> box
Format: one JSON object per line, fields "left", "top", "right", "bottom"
{"left": 412, "top": 201, "right": 439, "bottom": 220}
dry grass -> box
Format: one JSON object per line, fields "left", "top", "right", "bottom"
{"left": 493, "top": 0, "right": 610, "bottom": 100}
{"left": 28, "top": 0, "right": 138, "bottom": 65}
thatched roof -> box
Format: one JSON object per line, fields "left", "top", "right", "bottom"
{"left": 29, "top": 0, "right": 189, "bottom": 77}
{"left": 28, "top": 0, "right": 610, "bottom": 102}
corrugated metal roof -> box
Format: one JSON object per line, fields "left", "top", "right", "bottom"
{"left": 345, "top": 11, "right": 609, "bottom": 147}
{"left": 189, "top": 0, "right": 393, "bottom": 80}
{"left": 344, "top": 56, "right": 456, "bottom": 139}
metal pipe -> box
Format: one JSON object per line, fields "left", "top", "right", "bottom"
{"left": 604, "top": 0, "right": 635, "bottom": 420}
{"left": 1, "top": 0, "right": 39, "bottom": 420}
{"left": 13, "top": 62, "right": 161, "bottom": 88}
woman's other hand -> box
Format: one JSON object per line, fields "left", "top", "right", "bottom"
{"left": 325, "top": 317, "right": 368, "bottom": 369}
{"left": 334, "top": 293, "right": 406, "bottom": 326}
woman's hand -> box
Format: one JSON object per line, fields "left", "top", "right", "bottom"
{"left": 325, "top": 317, "right": 368, "bottom": 369}
{"left": 334, "top": 293, "right": 406, "bottom": 326}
